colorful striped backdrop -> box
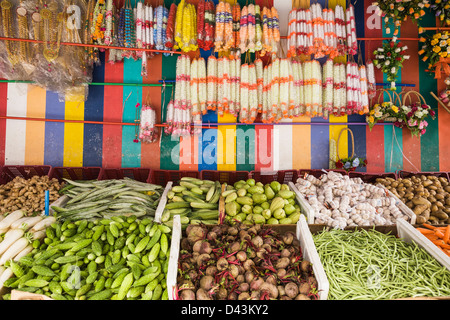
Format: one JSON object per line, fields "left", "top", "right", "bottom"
{"left": 0, "top": 0, "right": 449, "bottom": 173}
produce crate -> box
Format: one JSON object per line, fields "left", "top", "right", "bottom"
{"left": 299, "top": 169, "right": 347, "bottom": 179}
{"left": 0, "top": 165, "right": 52, "bottom": 184}
{"left": 397, "top": 170, "right": 450, "bottom": 181}
{"left": 249, "top": 170, "right": 299, "bottom": 184}
{"left": 153, "top": 181, "right": 173, "bottom": 224}
{"left": 149, "top": 170, "right": 200, "bottom": 186}
{"left": 200, "top": 170, "right": 250, "bottom": 185}
{"left": 48, "top": 166, "right": 101, "bottom": 183}
{"left": 166, "top": 215, "right": 330, "bottom": 300}
{"left": 289, "top": 182, "right": 315, "bottom": 224}
{"left": 397, "top": 219, "right": 450, "bottom": 271}
{"left": 348, "top": 172, "right": 397, "bottom": 184}
{"left": 307, "top": 220, "right": 450, "bottom": 299}
{"left": 98, "top": 168, "right": 152, "bottom": 183}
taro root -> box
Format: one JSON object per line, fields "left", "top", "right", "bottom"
{"left": 187, "top": 225, "right": 206, "bottom": 244}
{"left": 236, "top": 250, "right": 247, "bottom": 262}
{"left": 217, "top": 257, "right": 229, "bottom": 271}
{"left": 238, "top": 292, "right": 250, "bottom": 300}
{"left": 295, "top": 294, "right": 311, "bottom": 300}
{"left": 196, "top": 288, "right": 213, "bottom": 300}
{"left": 275, "top": 257, "right": 290, "bottom": 269}
{"left": 299, "top": 282, "right": 311, "bottom": 295}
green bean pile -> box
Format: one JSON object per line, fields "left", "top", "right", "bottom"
{"left": 313, "top": 228, "right": 450, "bottom": 300}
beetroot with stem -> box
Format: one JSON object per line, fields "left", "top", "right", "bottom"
{"left": 177, "top": 222, "right": 318, "bottom": 300}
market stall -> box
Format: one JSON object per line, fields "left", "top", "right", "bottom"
{"left": 0, "top": 0, "right": 450, "bottom": 302}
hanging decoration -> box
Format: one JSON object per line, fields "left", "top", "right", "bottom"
{"left": 430, "top": 0, "right": 450, "bottom": 26}
{"left": 372, "top": 0, "right": 430, "bottom": 35}
{"left": 372, "top": 37, "right": 410, "bottom": 90}
{"left": 286, "top": 4, "right": 353, "bottom": 59}
{"left": 139, "top": 104, "right": 159, "bottom": 143}
{"left": 419, "top": 31, "right": 450, "bottom": 79}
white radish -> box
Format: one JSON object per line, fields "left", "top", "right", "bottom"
{"left": 17, "top": 216, "right": 43, "bottom": 231}
{"left": 0, "top": 266, "right": 5, "bottom": 278}
{"left": 0, "top": 229, "right": 24, "bottom": 256}
{"left": 30, "top": 216, "right": 56, "bottom": 233}
{"left": 0, "top": 237, "right": 30, "bottom": 265}
{"left": 0, "top": 268, "right": 13, "bottom": 291}
{"left": 0, "top": 210, "right": 24, "bottom": 230}
{"left": 31, "top": 230, "right": 46, "bottom": 241}
{"left": 13, "top": 244, "right": 33, "bottom": 261}
{"left": 10, "top": 217, "right": 30, "bottom": 229}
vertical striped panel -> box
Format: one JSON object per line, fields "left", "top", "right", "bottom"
{"left": 0, "top": 82, "right": 7, "bottom": 166}
{"left": 102, "top": 51, "right": 124, "bottom": 168}
{"left": 419, "top": 8, "right": 440, "bottom": 171}
{"left": 160, "top": 54, "right": 180, "bottom": 170}
{"left": 382, "top": 14, "right": 403, "bottom": 173}
{"left": 199, "top": 111, "right": 217, "bottom": 171}
{"left": 83, "top": 52, "right": 104, "bottom": 167}
{"left": 437, "top": 18, "right": 450, "bottom": 171}
{"left": 5, "top": 84, "right": 28, "bottom": 165}
{"left": 399, "top": 19, "right": 421, "bottom": 172}
{"left": 25, "top": 86, "right": 46, "bottom": 165}
{"left": 236, "top": 125, "right": 256, "bottom": 171}
{"left": 63, "top": 94, "right": 85, "bottom": 167}
{"left": 44, "top": 91, "right": 65, "bottom": 167}
{"left": 292, "top": 117, "right": 311, "bottom": 170}
{"left": 255, "top": 125, "right": 273, "bottom": 171}
{"left": 217, "top": 113, "right": 236, "bottom": 171}
{"left": 141, "top": 53, "right": 162, "bottom": 169}
{"left": 364, "top": 0, "right": 385, "bottom": 172}
{"left": 121, "top": 58, "right": 142, "bottom": 168}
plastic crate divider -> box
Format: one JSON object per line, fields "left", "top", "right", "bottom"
{"left": 200, "top": 170, "right": 250, "bottom": 184}
{"left": 98, "top": 168, "right": 152, "bottom": 183}
{"left": 298, "top": 169, "right": 347, "bottom": 179}
{"left": 49, "top": 167, "right": 102, "bottom": 182}
{"left": 0, "top": 165, "right": 52, "bottom": 183}
{"left": 348, "top": 172, "right": 397, "bottom": 184}
{"left": 249, "top": 170, "right": 279, "bottom": 184}
{"left": 398, "top": 170, "right": 450, "bottom": 181}
{"left": 150, "top": 170, "right": 200, "bottom": 186}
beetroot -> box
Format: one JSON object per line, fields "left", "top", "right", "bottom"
{"left": 176, "top": 222, "right": 318, "bottom": 300}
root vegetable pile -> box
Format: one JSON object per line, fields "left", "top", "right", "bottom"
{"left": 0, "top": 176, "right": 62, "bottom": 215}
{"left": 375, "top": 175, "right": 450, "bottom": 225}
{"left": 176, "top": 223, "right": 318, "bottom": 300}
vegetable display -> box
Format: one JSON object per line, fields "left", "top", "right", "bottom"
{"left": 295, "top": 171, "right": 411, "bottom": 228}
{"left": 223, "top": 179, "right": 302, "bottom": 225}
{"left": 176, "top": 223, "right": 318, "bottom": 300}
{"left": 52, "top": 178, "right": 164, "bottom": 221}
{"left": 375, "top": 175, "right": 450, "bottom": 225}
{"left": 163, "top": 177, "right": 221, "bottom": 228}
{"left": 416, "top": 223, "right": 450, "bottom": 257}
{"left": 313, "top": 227, "right": 450, "bottom": 300}
{"left": 0, "top": 215, "right": 171, "bottom": 300}
{"left": 0, "top": 176, "right": 63, "bottom": 215}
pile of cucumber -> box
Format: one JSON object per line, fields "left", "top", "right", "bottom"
{"left": 1, "top": 215, "right": 171, "bottom": 300}
{"left": 161, "top": 177, "right": 221, "bottom": 228}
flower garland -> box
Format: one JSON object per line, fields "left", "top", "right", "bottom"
{"left": 372, "top": 0, "right": 430, "bottom": 35}
{"left": 323, "top": 59, "right": 334, "bottom": 119}
{"left": 206, "top": 55, "right": 218, "bottom": 112}
{"left": 139, "top": 104, "right": 158, "bottom": 143}
{"left": 373, "top": 37, "right": 410, "bottom": 90}
{"left": 431, "top": 0, "right": 450, "bottom": 26}
{"left": 165, "top": 3, "right": 177, "bottom": 49}
{"left": 174, "top": 0, "right": 197, "bottom": 52}
{"left": 345, "top": 5, "right": 357, "bottom": 56}
{"left": 419, "top": 31, "right": 450, "bottom": 77}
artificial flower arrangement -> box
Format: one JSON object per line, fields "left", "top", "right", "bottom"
{"left": 419, "top": 31, "right": 450, "bottom": 78}
{"left": 335, "top": 156, "right": 368, "bottom": 172}
{"left": 367, "top": 90, "right": 436, "bottom": 137}
{"left": 430, "top": 0, "right": 450, "bottom": 26}
{"left": 372, "top": 37, "right": 410, "bottom": 90}
{"left": 372, "top": 0, "right": 430, "bottom": 35}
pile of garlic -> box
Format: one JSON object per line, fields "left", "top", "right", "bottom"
{"left": 295, "top": 171, "right": 410, "bottom": 229}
